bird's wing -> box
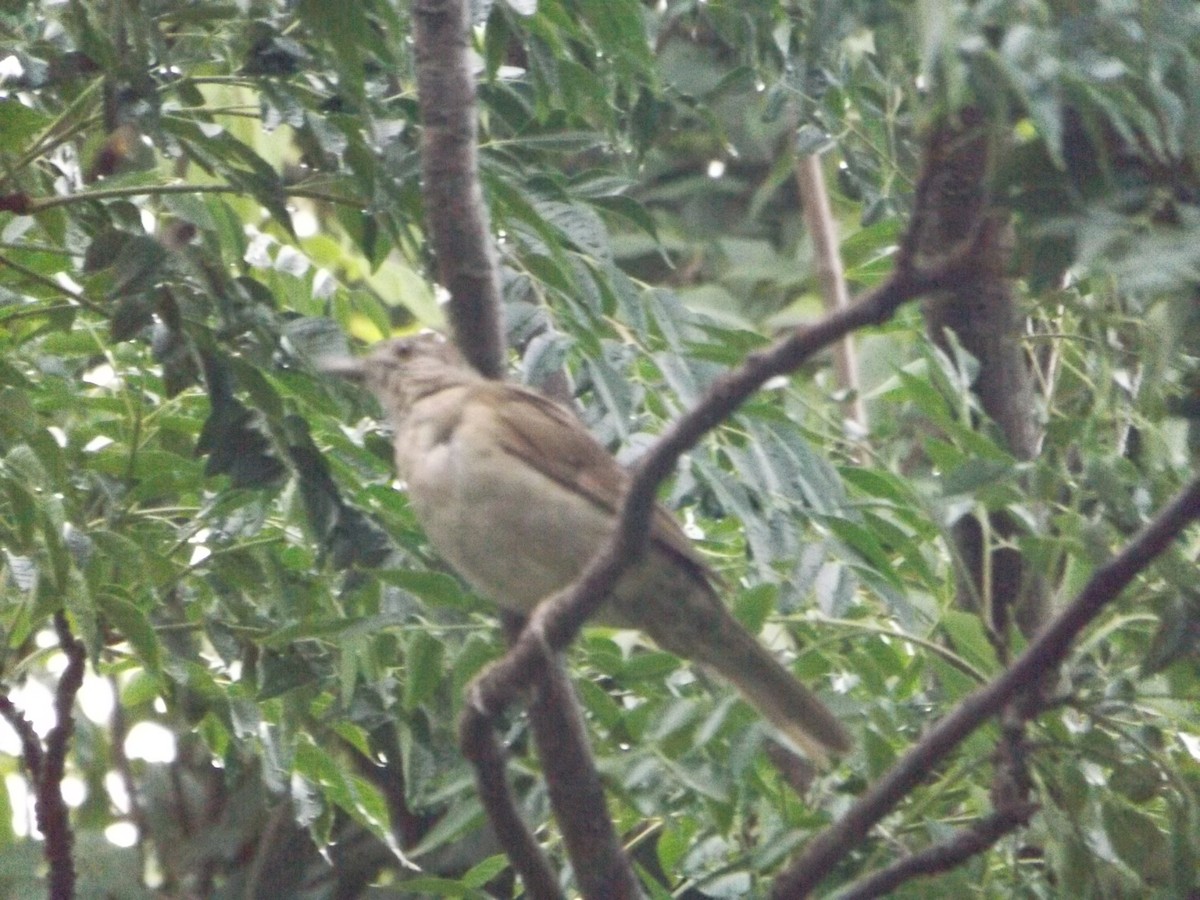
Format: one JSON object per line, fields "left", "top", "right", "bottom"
{"left": 481, "top": 381, "right": 716, "bottom": 585}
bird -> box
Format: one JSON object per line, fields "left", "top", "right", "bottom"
{"left": 321, "top": 334, "right": 852, "bottom": 761}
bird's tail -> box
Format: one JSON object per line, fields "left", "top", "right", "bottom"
{"left": 712, "top": 627, "right": 852, "bottom": 763}
{"left": 649, "top": 595, "right": 852, "bottom": 763}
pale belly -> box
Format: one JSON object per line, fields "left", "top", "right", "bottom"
{"left": 400, "top": 405, "right": 624, "bottom": 615}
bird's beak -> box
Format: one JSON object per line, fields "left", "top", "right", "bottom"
{"left": 317, "top": 355, "right": 367, "bottom": 383}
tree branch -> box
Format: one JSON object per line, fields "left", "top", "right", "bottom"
{"left": 771, "top": 475, "right": 1200, "bottom": 898}
{"left": 21, "top": 181, "right": 363, "bottom": 213}
{"left": 461, "top": 614, "right": 643, "bottom": 899}
{"left": 42, "top": 611, "right": 85, "bottom": 900}
{"left": 412, "top": 0, "right": 506, "bottom": 378}
{"left": 0, "top": 253, "right": 107, "bottom": 315}
{"left": 525, "top": 647, "right": 643, "bottom": 900}
{"left": 460, "top": 674, "right": 563, "bottom": 900}
{"left": 1, "top": 613, "right": 88, "bottom": 900}
{"left": 834, "top": 803, "right": 1037, "bottom": 900}
{"left": 409, "top": 3, "right": 634, "bottom": 892}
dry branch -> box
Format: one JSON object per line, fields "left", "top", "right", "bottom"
{"left": 795, "top": 154, "right": 866, "bottom": 433}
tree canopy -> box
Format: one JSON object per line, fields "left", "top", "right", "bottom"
{"left": 1, "top": 0, "right": 1198, "bottom": 897}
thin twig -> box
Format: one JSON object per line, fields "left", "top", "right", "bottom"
{"left": 0, "top": 253, "right": 106, "bottom": 315}
{"left": 107, "top": 676, "right": 148, "bottom": 873}
{"left": 23, "top": 181, "right": 362, "bottom": 213}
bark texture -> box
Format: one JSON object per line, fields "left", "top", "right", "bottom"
{"left": 917, "top": 112, "right": 1049, "bottom": 640}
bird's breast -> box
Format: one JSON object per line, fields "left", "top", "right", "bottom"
{"left": 396, "top": 396, "right": 616, "bottom": 614}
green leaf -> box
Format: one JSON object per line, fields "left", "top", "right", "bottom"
{"left": 391, "top": 875, "right": 477, "bottom": 897}
{"left": 824, "top": 518, "right": 904, "bottom": 587}
{"left": 0, "top": 99, "right": 52, "bottom": 145}
{"left": 733, "top": 583, "right": 775, "bottom": 634}
{"left": 461, "top": 855, "right": 511, "bottom": 889}
{"left": 940, "top": 458, "right": 1017, "bottom": 497}
{"left": 298, "top": 0, "right": 367, "bottom": 99}
{"left": 403, "top": 631, "right": 444, "bottom": 711}
{"left": 293, "top": 739, "right": 395, "bottom": 847}
{"left": 257, "top": 649, "right": 318, "bottom": 700}
{"left": 408, "top": 796, "right": 486, "bottom": 859}
{"left": 107, "top": 235, "right": 168, "bottom": 297}
{"left": 99, "top": 593, "right": 162, "bottom": 673}
{"left": 939, "top": 610, "right": 999, "bottom": 675}
{"left": 1102, "top": 799, "right": 1170, "bottom": 886}
{"left": 377, "top": 569, "right": 479, "bottom": 612}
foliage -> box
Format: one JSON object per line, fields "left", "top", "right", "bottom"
{"left": 0, "top": 0, "right": 1197, "bottom": 897}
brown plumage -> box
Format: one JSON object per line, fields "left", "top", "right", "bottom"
{"left": 323, "top": 335, "right": 852, "bottom": 760}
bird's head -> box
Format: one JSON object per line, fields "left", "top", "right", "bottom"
{"left": 320, "top": 333, "right": 471, "bottom": 422}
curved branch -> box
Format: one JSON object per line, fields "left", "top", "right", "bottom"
{"left": 771, "top": 476, "right": 1200, "bottom": 898}
{"left": 43, "top": 612, "right": 85, "bottom": 900}
{"left": 3, "top": 612, "right": 89, "bottom": 900}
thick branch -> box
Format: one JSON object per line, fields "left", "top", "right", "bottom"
{"left": 412, "top": 2, "right": 628, "bottom": 891}
{"left": 916, "top": 113, "right": 1048, "bottom": 641}
{"left": 412, "top": 0, "right": 506, "bottom": 377}
{"left": 459, "top": 698, "right": 563, "bottom": 900}
{"left": 772, "top": 476, "right": 1200, "bottom": 898}
{"left": 461, "top": 616, "right": 641, "bottom": 899}
{"left": 3, "top": 613, "right": 88, "bottom": 900}
{"left": 525, "top": 650, "right": 643, "bottom": 900}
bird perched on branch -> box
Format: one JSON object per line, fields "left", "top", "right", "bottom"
{"left": 322, "top": 334, "right": 852, "bottom": 761}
